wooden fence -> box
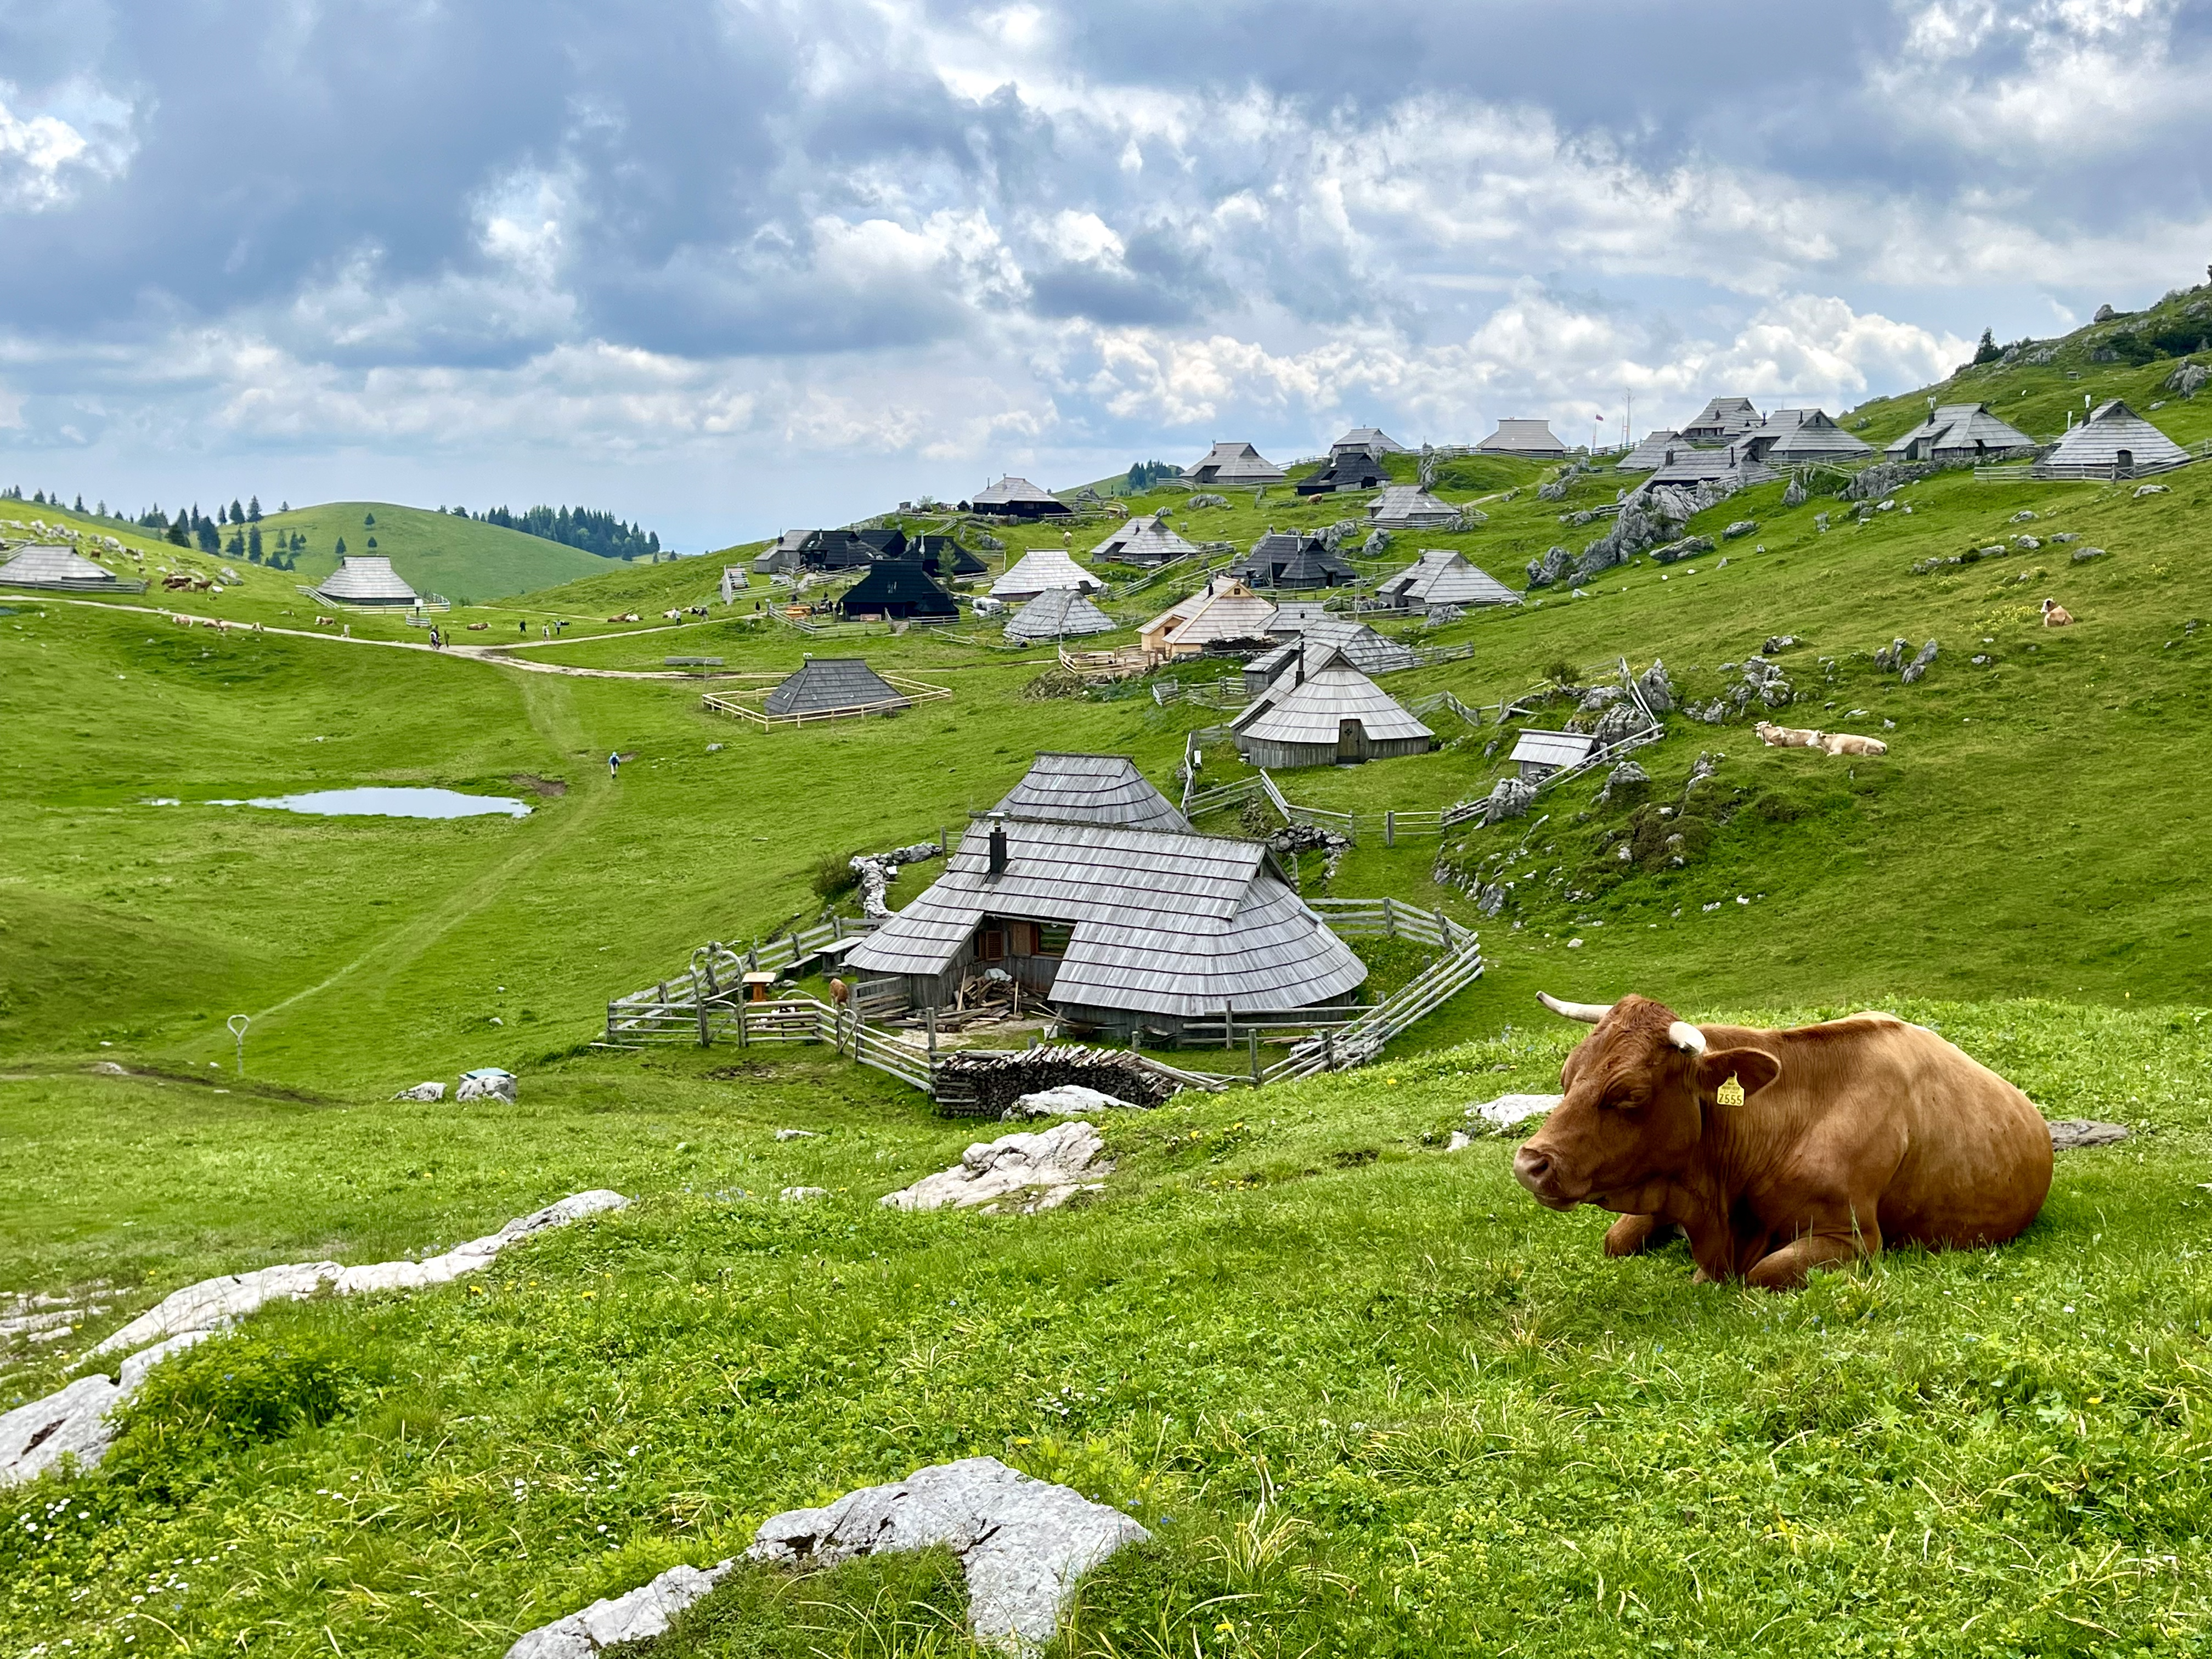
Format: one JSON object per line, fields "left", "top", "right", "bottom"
{"left": 699, "top": 673, "right": 953, "bottom": 728}
{"left": 1152, "top": 675, "right": 1252, "bottom": 709}
{"left": 1974, "top": 441, "right": 2208, "bottom": 483}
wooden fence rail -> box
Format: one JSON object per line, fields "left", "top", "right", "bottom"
{"left": 700, "top": 674, "right": 953, "bottom": 729}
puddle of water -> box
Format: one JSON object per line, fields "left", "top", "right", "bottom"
{"left": 201, "top": 787, "right": 532, "bottom": 820}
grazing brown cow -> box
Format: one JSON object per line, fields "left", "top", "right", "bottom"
{"left": 1818, "top": 731, "right": 1888, "bottom": 757}
{"left": 1513, "top": 992, "right": 2051, "bottom": 1289}
{"left": 2041, "top": 599, "right": 2075, "bottom": 627}
{"left": 1754, "top": 721, "right": 1822, "bottom": 748}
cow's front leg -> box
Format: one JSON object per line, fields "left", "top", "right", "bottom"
{"left": 1603, "top": 1214, "right": 1683, "bottom": 1256}
{"left": 1745, "top": 1227, "right": 1877, "bottom": 1291}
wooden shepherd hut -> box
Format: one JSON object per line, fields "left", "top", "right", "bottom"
{"left": 990, "top": 548, "right": 1104, "bottom": 600}
{"left": 310, "top": 555, "right": 419, "bottom": 608}
{"left": 0, "top": 543, "right": 143, "bottom": 594}
{"left": 835, "top": 560, "right": 957, "bottom": 622}
{"left": 2035, "top": 399, "right": 2189, "bottom": 478}
{"left": 1232, "top": 650, "right": 1434, "bottom": 769}
{"left": 1475, "top": 419, "right": 1567, "bottom": 458}
{"left": 1329, "top": 426, "right": 1409, "bottom": 456}
{"left": 1240, "top": 621, "right": 1414, "bottom": 698}
{"left": 1615, "top": 430, "right": 1684, "bottom": 472}
{"left": 1680, "top": 397, "right": 1762, "bottom": 443}
{"left": 1183, "top": 442, "right": 1286, "bottom": 486}
{"left": 1375, "top": 549, "right": 1519, "bottom": 612}
{"left": 1137, "top": 577, "right": 1279, "bottom": 655}
{"left": 966, "top": 477, "right": 1071, "bottom": 518}
{"left": 1744, "top": 409, "right": 1872, "bottom": 465}
{"left": 764, "top": 657, "right": 910, "bottom": 718}
{"left": 1510, "top": 729, "right": 1597, "bottom": 781}
{"left": 1092, "top": 513, "right": 1197, "bottom": 567}
{"left": 1293, "top": 449, "right": 1390, "bottom": 495}
{"left": 1885, "top": 403, "right": 2036, "bottom": 465}
{"left": 841, "top": 755, "right": 1365, "bottom": 1037}
{"left": 1003, "top": 586, "right": 1116, "bottom": 645}
{"left": 1368, "top": 485, "right": 1459, "bottom": 528}
{"left": 1229, "top": 530, "right": 1356, "bottom": 590}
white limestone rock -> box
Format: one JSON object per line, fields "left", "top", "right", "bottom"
{"left": 1007, "top": 1084, "right": 1141, "bottom": 1119}
{"left": 881, "top": 1122, "right": 1109, "bottom": 1214}
{"left": 747, "top": 1456, "right": 1149, "bottom": 1651}
{"left": 392, "top": 1081, "right": 447, "bottom": 1102}
{"left": 90, "top": 1261, "right": 343, "bottom": 1358}
{"left": 1466, "top": 1093, "right": 1563, "bottom": 1133}
{"left": 505, "top": 1560, "right": 736, "bottom": 1658}
{"left": 456, "top": 1069, "right": 517, "bottom": 1103}
{"left": 780, "top": 1186, "right": 828, "bottom": 1202}
{"left": 0, "top": 1373, "right": 121, "bottom": 1483}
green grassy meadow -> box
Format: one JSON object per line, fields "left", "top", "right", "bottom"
{"left": 5, "top": 319, "right": 2212, "bottom": 1655}
{"left": 258, "top": 503, "right": 613, "bottom": 604}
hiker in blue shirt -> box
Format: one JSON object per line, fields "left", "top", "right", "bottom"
{"left": 608, "top": 751, "right": 620, "bottom": 780}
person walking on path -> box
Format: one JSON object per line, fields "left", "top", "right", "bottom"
{"left": 608, "top": 751, "right": 621, "bottom": 780}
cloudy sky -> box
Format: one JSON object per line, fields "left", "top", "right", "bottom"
{"left": 2, "top": 0, "right": 2208, "bottom": 546}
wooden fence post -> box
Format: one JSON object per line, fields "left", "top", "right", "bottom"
{"left": 1249, "top": 1030, "right": 1261, "bottom": 1084}
{"left": 925, "top": 1004, "right": 937, "bottom": 1064}
{"left": 1224, "top": 1006, "right": 1234, "bottom": 1051}
{"left": 1323, "top": 1031, "right": 1336, "bottom": 1071}
{"left": 697, "top": 997, "right": 711, "bottom": 1047}
{"left": 737, "top": 1001, "right": 749, "bottom": 1048}
{"left": 1382, "top": 899, "right": 1397, "bottom": 939}
{"left": 1385, "top": 810, "right": 1395, "bottom": 848}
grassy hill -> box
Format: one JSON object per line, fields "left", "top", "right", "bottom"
{"left": 259, "top": 501, "right": 613, "bottom": 602}
{"left": 6, "top": 292, "right": 2212, "bottom": 1653}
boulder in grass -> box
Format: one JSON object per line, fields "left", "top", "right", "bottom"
{"left": 746, "top": 1457, "right": 1149, "bottom": 1652}
{"left": 881, "top": 1121, "right": 1110, "bottom": 1214}
{"left": 392, "top": 1081, "right": 447, "bottom": 1102}
{"left": 2048, "top": 1119, "right": 2130, "bottom": 1150}
{"left": 456, "top": 1068, "right": 516, "bottom": 1103}
{"left": 1723, "top": 520, "right": 1758, "bottom": 540}
{"left": 505, "top": 1560, "right": 738, "bottom": 1659}
{"left": 1008, "top": 1084, "right": 1142, "bottom": 1119}
{"left": 1466, "top": 1093, "right": 1562, "bottom": 1133}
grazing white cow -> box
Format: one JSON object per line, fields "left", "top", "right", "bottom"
{"left": 1819, "top": 731, "right": 1887, "bottom": 757}
{"left": 1754, "top": 721, "right": 1822, "bottom": 748}
{"left": 2041, "top": 599, "right": 2075, "bottom": 627}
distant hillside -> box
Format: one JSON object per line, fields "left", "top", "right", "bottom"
{"left": 257, "top": 502, "right": 609, "bottom": 603}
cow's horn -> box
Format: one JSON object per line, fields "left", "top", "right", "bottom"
{"left": 1537, "top": 992, "right": 1613, "bottom": 1024}
{"left": 1667, "top": 1021, "right": 1707, "bottom": 1053}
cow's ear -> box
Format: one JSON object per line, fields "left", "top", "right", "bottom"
{"left": 1695, "top": 1048, "right": 1781, "bottom": 1103}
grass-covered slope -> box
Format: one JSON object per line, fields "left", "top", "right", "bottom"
{"left": 258, "top": 501, "right": 611, "bottom": 602}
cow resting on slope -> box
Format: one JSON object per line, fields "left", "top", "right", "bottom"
{"left": 1513, "top": 992, "right": 2051, "bottom": 1289}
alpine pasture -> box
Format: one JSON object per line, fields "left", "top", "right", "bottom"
{"left": 6, "top": 317, "right": 2212, "bottom": 1656}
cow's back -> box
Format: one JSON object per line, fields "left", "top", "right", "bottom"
{"left": 1758, "top": 1014, "right": 2050, "bottom": 1248}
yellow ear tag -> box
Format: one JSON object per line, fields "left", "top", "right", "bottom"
{"left": 1715, "top": 1074, "right": 1746, "bottom": 1108}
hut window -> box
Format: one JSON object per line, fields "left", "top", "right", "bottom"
{"left": 1037, "top": 923, "right": 1071, "bottom": 957}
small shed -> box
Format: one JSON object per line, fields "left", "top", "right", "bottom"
{"left": 1476, "top": 419, "right": 1567, "bottom": 458}
{"left": 967, "top": 477, "right": 1072, "bottom": 518}
{"left": 753, "top": 529, "right": 812, "bottom": 574}
{"left": 1092, "top": 514, "right": 1197, "bottom": 567}
{"left": 1886, "top": 403, "right": 2036, "bottom": 465}
{"left": 1183, "top": 442, "right": 1286, "bottom": 486}
{"left": 2036, "top": 399, "right": 2188, "bottom": 477}
{"left": 1509, "top": 728, "right": 1597, "bottom": 781}
{"left": 1330, "top": 426, "right": 1409, "bottom": 455}
{"left": 835, "top": 560, "right": 956, "bottom": 621}
{"left": 1746, "top": 409, "right": 1872, "bottom": 465}
{"left": 1376, "top": 549, "right": 1519, "bottom": 612}
{"left": 0, "top": 543, "right": 142, "bottom": 593}
{"left": 763, "top": 657, "right": 910, "bottom": 718}
{"left": 311, "top": 555, "right": 419, "bottom": 608}
{"left": 1003, "top": 586, "right": 1117, "bottom": 644}
{"left": 1230, "top": 531, "right": 1357, "bottom": 589}
{"left": 1241, "top": 621, "right": 1415, "bottom": 697}
{"left": 990, "top": 752, "right": 1190, "bottom": 832}
{"left": 1615, "top": 430, "right": 1684, "bottom": 472}
{"left": 990, "top": 548, "right": 1104, "bottom": 600}
{"left": 1293, "top": 449, "right": 1390, "bottom": 495}
{"left": 1138, "top": 578, "right": 1279, "bottom": 654}
{"left": 1233, "top": 652, "right": 1435, "bottom": 769}
{"left": 1368, "top": 486, "right": 1459, "bottom": 528}
{"left": 1681, "top": 397, "right": 1762, "bottom": 443}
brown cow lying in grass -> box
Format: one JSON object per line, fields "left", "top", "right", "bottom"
{"left": 1513, "top": 992, "right": 2052, "bottom": 1289}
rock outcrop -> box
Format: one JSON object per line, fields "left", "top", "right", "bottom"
{"left": 880, "top": 1122, "right": 1110, "bottom": 1214}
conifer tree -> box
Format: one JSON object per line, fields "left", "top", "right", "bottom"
{"left": 229, "top": 499, "right": 245, "bottom": 524}
{"left": 248, "top": 525, "right": 263, "bottom": 563}
{"left": 248, "top": 496, "right": 262, "bottom": 521}
{"left": 166, "top": 518, "right": 190, "bottom": 547}
{"left": 335, "top": 535, "right": 347, "bottom": 556}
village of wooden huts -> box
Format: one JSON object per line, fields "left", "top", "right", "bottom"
{"left": 1476, "top": 418, "right": 1567, "bottom": 457}
{"left": 310, "top": 555, "right": 420, "bottom": 609}
{"left": 1375, "top": 549, "right": 1519, "bottom": 612}
{"left": 0, "top": 543, "right": 145, "bottom": 594}
{"left": 964, "top": 476, "right": 1070, "bottom": 518}
{"left": 1739, "top": 409, "right": 1872, "bottom": 465}
{"left": 1003, "top": 586, "right": 1116, "bottom": 644}
{"left": 2036, "top": 398, "right": 2190, "bottom": 477}
{"left": 1137, "top": 577, "right": 1280, "bottom": 655}
{"left": 1183, "top": 442, "right": 1286, "bottom": 487}
{"left": 1091, "top": 512, "right": 1196, "bottom": 567}
{"left": 1680, "top": 397, "right": 1762, "bottom": 443}
{"left": 1293, "top": 448, "right": 1391, "bottom": 494}
{"left": 842, "top": 752, "right": 1368, "bottom": 1039}
{"left": 991, "top": 547, "right": 1104, "bottom": 600}
{"left": 1242, "top": 620, "right": 1415, "bottom": 697}
{"left": 1884, "top": 403, "right": 2036, "bottom": 465}
{"left": 1228, "top": 530, "right": 1356, "bottom": 590}
{"left": 1231, "top": 649, "right": 1434, "bottom": 769}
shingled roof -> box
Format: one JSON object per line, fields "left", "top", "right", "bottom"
{"left": 1330, "top": 426, "right": 1409, "bottom": 455}
{"left": 1476, "top": 419, "right": 1567, "bottom": 457}
{"left": 1376, "top": 549, "right": 1519, "bottom": 609}
{"left": 1681, "top": 397, "right": 1762, "bottom": 442}
{"left": 1616, "top": 430, "right": 1684, "bottom": 472}
{"left": 1138, "top": 577, "right": 1279, "bottom": 652}
{"left": 990, "top": 548, "right": 1104, "bottom": 599}
{"left": 0, "top": 543, "right": 132, "bottom": 590}
{"left": 843, "top": 817, "right": 1366, "bottom": 1017}
{"left": 1092, "top": 513, "right": 1197, "bottom": 567}
{"left": 1229, "top": 531, "right": 1357, "bottom": 589}
{"left": 1747, "top": 409, "right": 1872, "bottom": 465}
{"left": 991, "top": 752, "right": 1190, "bottom": 832}
{"left": 311, "top": 556, "right": 419, "bottom": 606}
{"left": 1368, "top": 486, "right": 1459, "bottom": 528}
{"left": 835, "top": 559, "right": 956, "bottom": 620}
{"left": 1002, "top": 585, "right": 1117, "bottom": 644}
{"left": 1293, "top": 449, "right": 1390, "bottom": 495}
{"left": 1183, "top": 442, "right": 1286, "bottom": 486}
{"left": 763, "top": 658, "right": 909, "bottom": 716}
{"left": 2040, "top": 400, "right": 2191, "bottom": 474}
{"left": 1235, "top": 655, "right": 1434, "bottom": 750}
{"left": 1886, "top": 403, "right": 2037, "bottom": 463}
{"left": 968, "top": 476, "right": 1070, "bottom": 515}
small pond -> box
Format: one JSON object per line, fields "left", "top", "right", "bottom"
{"left": 199, "top": 787, "right": 533, "bottom": 820}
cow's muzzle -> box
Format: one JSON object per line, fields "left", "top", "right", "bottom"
{"left": 1513, "top": 1144, "right": 1581, "bottom": 1209}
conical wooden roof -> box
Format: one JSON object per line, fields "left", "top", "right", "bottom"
{"left": 764, "top": 658, "right": 907, "bottom": 716}
{"left": 1003, "top": 586, "right": 1116, "bottom": 643}
{"left": 990, "top": 548, "right": 1103, "bottom": 598}
{"left": 1237, "top": 653, "right": 1433, "bottom": 746}
{"left": 991, "top": 753, "right": 1190, "bottom": 831}
{"left": 2041, "top": 399, "right": 2189, "bottom": 471}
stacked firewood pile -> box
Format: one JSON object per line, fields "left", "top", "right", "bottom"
{"left": 930, "top": 1046, "right": 1177, "bottom": 1119}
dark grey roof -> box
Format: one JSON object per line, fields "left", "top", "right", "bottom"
{"left": 763, "top": 658, "right": 908, "bottom": 716}
{"left": 1294, "top": 449, "right": 1390, "bottom": 494}
{"left": 971, "top": 476, "right": 1062, "bottom": 506}
{"left": 1230, "top": 531, "right": 1356, "bottom": 588}
{"left": 1682, "top": 397, "right": 1761, "bottom": 440}
{"left": 1752, "top": 409, "right": 1871, "bottom": 464}
{"left": 1003, "top": 586, "right": 1117, "bottom": 643}
{"left": 844, "top": 817, "right": 1367, "bottom": 1015}
{"left": 836, "top": 560, "right": 956, "bottom": 618}
{"left": 991, "top": 753, "right": 1190, "bottom": 831}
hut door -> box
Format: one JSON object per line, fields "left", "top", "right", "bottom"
{"left": 1336, "top": 718, "right": 1365, "bottom": 764}
{"left": 2115, "top": 449, "right": 2134, "bottom": 479}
